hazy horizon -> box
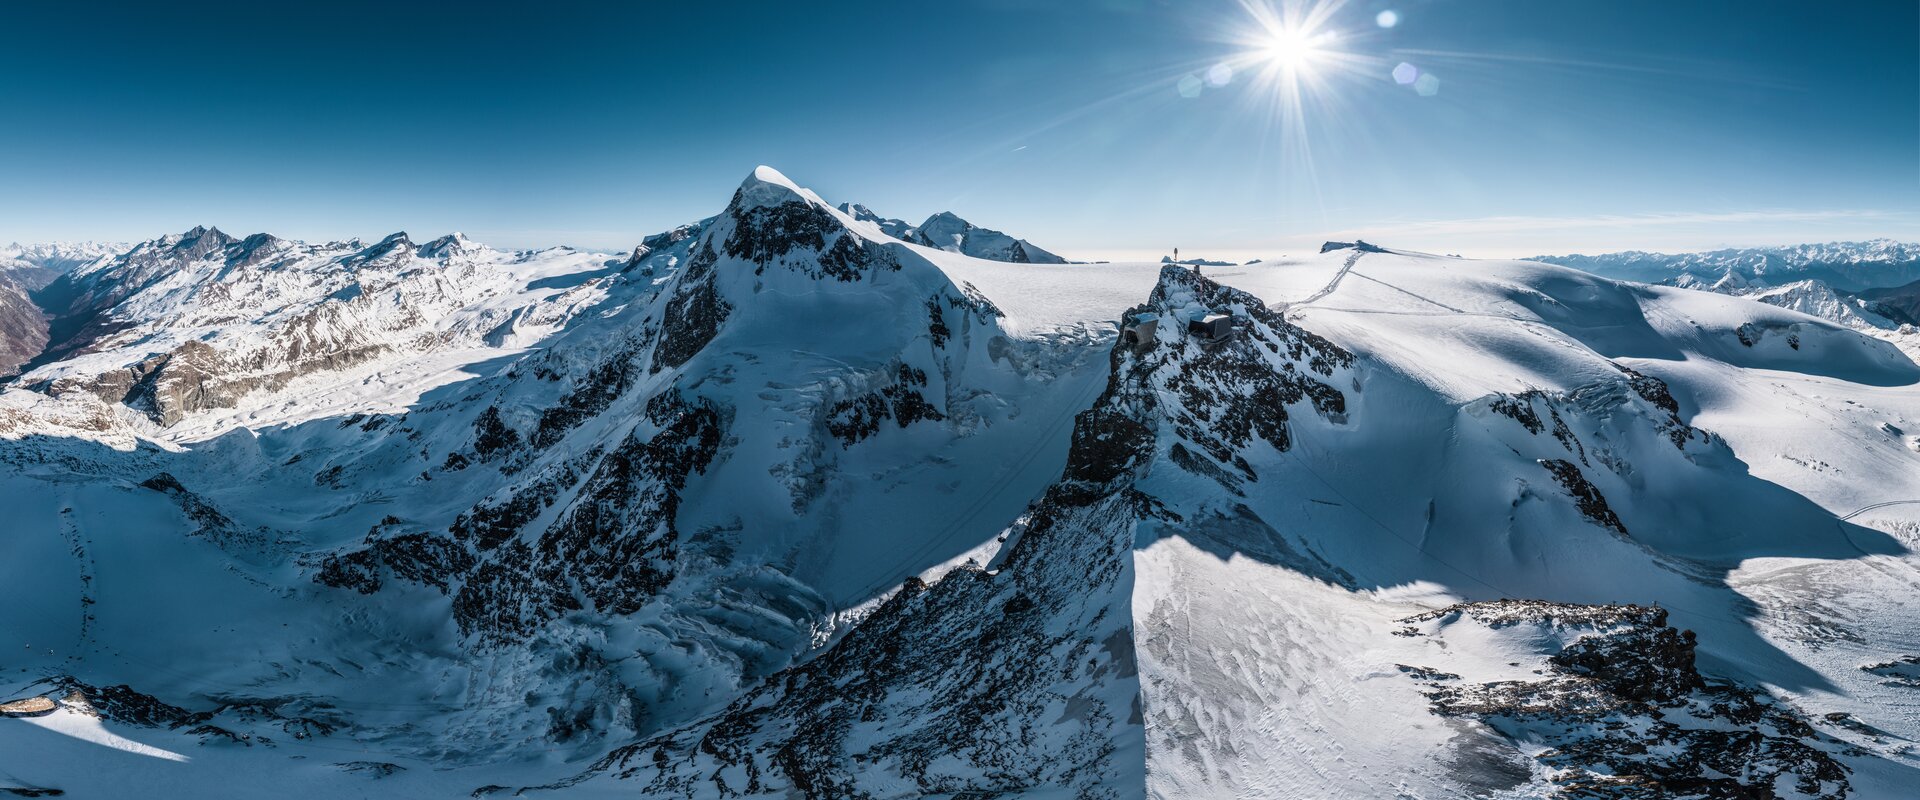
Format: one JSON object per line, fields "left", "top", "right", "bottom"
{"left": 4, "top": 0, "right": 1914, "bottom": 260}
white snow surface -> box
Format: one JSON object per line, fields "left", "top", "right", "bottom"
{"left": 4, "top": 172, "right": 1920, "bottom": 797}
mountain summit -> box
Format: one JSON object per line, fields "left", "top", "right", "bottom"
{"left": 1, "top": 169, "right": 1918, "bottom": 799}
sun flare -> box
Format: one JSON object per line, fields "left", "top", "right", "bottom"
{"left": 1262, "top": 26, "right": 1332, "bottom": 71}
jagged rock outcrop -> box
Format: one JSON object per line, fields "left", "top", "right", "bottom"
{"left": 533, "top": 264, "right": 1355, "bottom": 797}
{"left": 1403, "top": 601, "right": 1855, "bottom": 799}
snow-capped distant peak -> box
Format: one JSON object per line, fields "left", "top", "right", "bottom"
{"left": 0, "top": 240, "right": 128, "bottom": 275}
{"left": 913, "top": 210, "right": 1067, "bottom": 263}
{"left": 418, "top": 232, "right": 477, "bottom": 258}
{"left": 835, "top": 202, "right": 918, "bottom": 242}
{"left": 734, "top": 165, "right": 820, "bottom": 210}
{"left": 1536, "top": 240, "right": 1920, "bottom": 292}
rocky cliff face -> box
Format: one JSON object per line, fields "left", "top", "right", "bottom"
{"left": 0, "top": 241, "right": 124, "bottom": 378}
{"left": 1403, "top": 601, "right": 1854, "bottom": 799}
{"left": 3, "top": 172, "right": 1918, "bottom": 798}
{"left": 272, "top": 167, "right": 1074, "bottom": 761}
{"left": 0, "top": 274, "right": 47, "bottom": 378}
{"left": 532, "top": 265, "right": 1356, "bottom": 797}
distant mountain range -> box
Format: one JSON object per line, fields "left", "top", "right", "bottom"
{"left": 838, "top": 203, "right": 1069, "bottom": 263}
{"left": 0, "top": 241, "right": 127, "bottom": 376}
{"left": 0, "top": 208, "right": 1065, "bottom": 381}
{"left": 1538, "top": 240, "right": 1920, "bottom": 358}
{"left": 5, "top": 181, "right": 1920, "bottom": 797}
{"left": 1535, "top": 240, "right": 1920, "bottom": 292}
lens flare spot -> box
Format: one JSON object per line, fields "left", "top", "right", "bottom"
{"left": 1178, "top": 73, "right": 1204, "bottom": 98}
{"left": 1392, "top": 62, "right": 1419, "bottom": 84}
{"left": 1376, "top": 10, "right": 1399, "bottom": 28}
{"left": 1207, "top": 63, "right": 1234, "bottom": 87}
{"left": 1414, "top": 72, "right": 1441, "bottom": 96}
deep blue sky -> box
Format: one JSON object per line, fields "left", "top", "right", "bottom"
{"left": 3, "top": 0, "right": 1914, "bottom": 259}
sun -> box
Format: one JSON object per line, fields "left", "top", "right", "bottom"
{"left": 1262, "top": 26, "right": 1332, "bottom": 71}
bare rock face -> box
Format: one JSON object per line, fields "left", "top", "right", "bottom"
{"left": 0, "top": 275, "right": 48, "bottom": 378}
{"left": 36, "top": 675, "right": 343, "bottom": 747}
{"left": 825, "top": 362, "right": 944, "bottom": 446}
{"left": 1403, "top": 601, "right": 1856, "bottom": 799}
{"left": 523, "top": 265, "right": 1356, "bottom": 798}
{"left": 651, "top": 241, "right": 728, "bottom": 373}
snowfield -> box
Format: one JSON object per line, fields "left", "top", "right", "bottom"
{"left": 4, "top": 168, "right": 1920, "bottom": 798}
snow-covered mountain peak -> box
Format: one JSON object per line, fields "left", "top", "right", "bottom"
{"left": 732, "top": 164, "right": 820, "bottom": 211}
{"left": 177, "top": 224, "right": 233, "bottom": 251}
{"left": 834, "top": 202, "right": 919, "bottom": 242}
{"left": 914, "top": 209, "right": 1068, "bottom": 263}
{"left": 418, "top": 231, "right": 475, "bottom": 258}
{"left": 9, "top": 175, "right": 1920, "bottom": 798}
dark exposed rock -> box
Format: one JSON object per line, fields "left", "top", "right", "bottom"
{"left": 1860, "top": 655, "right": 1920, "bottom": 688}
{"left": 1404, "top": 600, "right": 1853, "bottom": 799}
{"left": 54, "top": 678, "right": 205, "bottom": 729}
{"left": 453, "top": 393, "right": 722, "bottom": 642}
{"left": 724, "top": 192, "right": 902, "bottom": 282}
{"left": 1539, "top": 458, "right": 1628, "bottom": 535}
{"left": 0, "top": 274, "right": 49, "bottom": 379}
{"left": 1167, "top": 441, "right": 1244, "bottom": 495}
{"left": 651, "top": 241, "right": 729, "bottom": 373}
{"left": 451, "top": 448, "right": 601, "bottom": 551}
{"left": 1061, "top": 406, "right": 1153, "bottom": 498}
{"left": 1397, "top": 664, "right": 1461, "bottom": 682}
{"left": 534, "top": 348, "right": 638, "bottom": 448}
{"left": 45, "top": 676, "right": 342, "bottom": 748}
{"left": 46, "top": 333, "right": 394, "bottom": 427}
{"left": 472, "top": 405, "right": 521, "bottom": 460}
{"left": 825, "top": 362, "right": 945, "bottom": 447}
{"left": 451, "top": 541, "right": 580, "bottom": 643}
{"left": 1611, "top": 363, "right": 1703, "bottom": 449}
{"left": 1488, "top": 390, "right": 1587, "bottom": 462}
{"left": 316, "top": 531, "right": 475, "bottom": 595}
{"left": 954, "top": 281, "right": 1004, "bottom": 321}
{"left": 1404, "top": 600, "right": 1669, "bottom": 629}
{"left": 1490, "top": 393, "right": 1545, "bottom": 434}
{"left": 139, "top": 472, "right": 270, "bottom": 553}
{"left": 824, "top": 393, "right": 887, "bottom": 445}
{"left": 335, "top": 761, "right": 407, "bottom": 777}
{"left": 528, "top": 265, "right": 1351, "bottom": 799}
{"left": 1147, "top": 268, "right": 1352, "bottom": 481}
{"left": 926, "top": 297, "right": 950, "bottom": 349}
{"left": 1614, "top": 364, "right": 1680, "bottom": 415}
{"left": 723, "top": 194, "right": 837, "bottom": 268}
{"left": 1551, "top": 623, "right": 1702, "bottom": 703}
